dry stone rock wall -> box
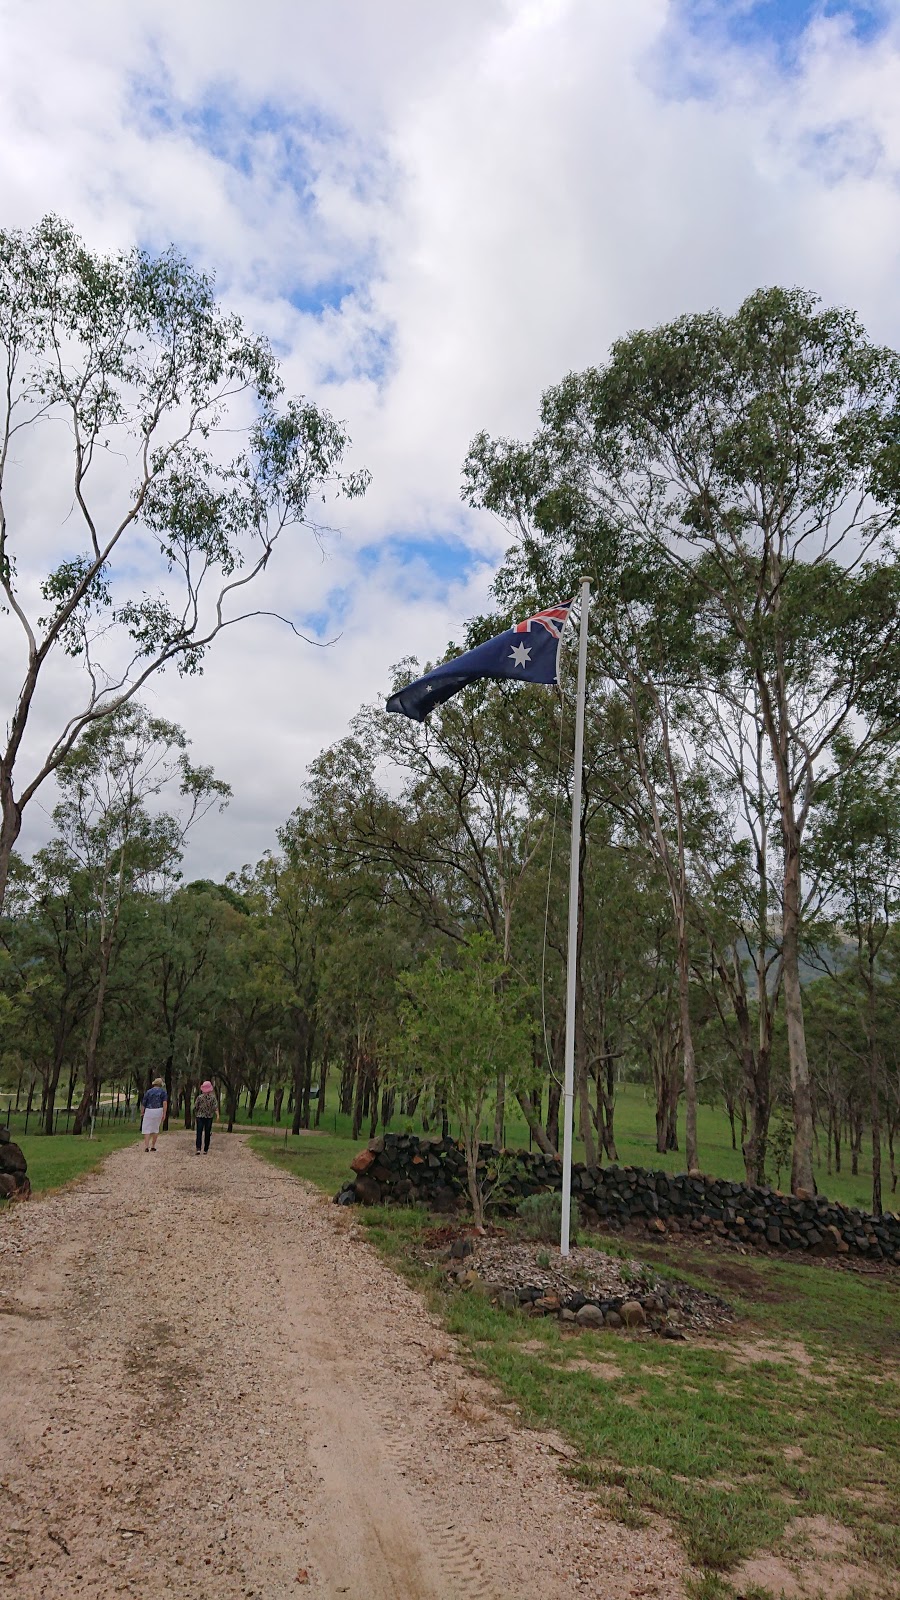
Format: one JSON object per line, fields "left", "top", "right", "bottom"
{"left": 0, "top": 1126, "right": 30, "bottom": 1200}
{"left": 335, "top": 1132, "right": 900, "bottom": 1264}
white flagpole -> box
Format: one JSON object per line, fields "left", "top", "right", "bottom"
{"left": 560, "top": 576, "right": 591, "bottom": 1258}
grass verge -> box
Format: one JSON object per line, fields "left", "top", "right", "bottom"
{"left": 248, "top": 1128, "right": 356, "bottom": 1198}
{"left": 14, "top": 1126, "right": 136, "bottom": 1195}
{"left": 256, "top": 1132, "right": 900, "bottom": 1595}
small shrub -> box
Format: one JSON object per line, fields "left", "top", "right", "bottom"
{"left": 483, "top": 1151, "right": 529, "bottom": 1212}
{"left": 517, "top": 1190, "right": 579, "bottom": 1245}
{"left": 536, "top": 1248, "right": 551, "bottom": 1269}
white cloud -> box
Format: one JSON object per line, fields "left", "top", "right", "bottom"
{"left": 2, "top": 0, "right": 900, "bottom": 875}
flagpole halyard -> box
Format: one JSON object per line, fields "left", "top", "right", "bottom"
{"left": 560, "top": 576, "right": 591, "bottom": 1259}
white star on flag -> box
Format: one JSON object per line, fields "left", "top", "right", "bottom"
{"left": 509, "top": 641, "right": 532, "bottom": 668}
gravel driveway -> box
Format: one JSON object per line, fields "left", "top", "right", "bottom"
{"left": 0, "top": 1131, "right": 686, "bottom": 1598}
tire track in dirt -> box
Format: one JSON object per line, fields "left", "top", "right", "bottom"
{"left": 0, "top": 1133, "right": 688, "bottom": 1599}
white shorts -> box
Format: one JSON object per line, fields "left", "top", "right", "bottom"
{"left": 141, "top": 1108, "right": 165, "bottom": 1135}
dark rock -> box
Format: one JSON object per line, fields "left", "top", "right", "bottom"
{"left": 575, "top": 1303, "right": 605, "bottom": 1328}
{"left": 449, "top": 1237, "right": 475, "bottom": 1260}
{"left": 0, "top": 1143, "right": 27, "bottom": 1175}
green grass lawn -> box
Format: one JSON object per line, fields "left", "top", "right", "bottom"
{"left": 6, "top": 1075, "right": 892, "bottom": 1214}
{"left": 248, "top": 1128, "right": 354, "bottom": 1196}
{"left": 14, "top": 1126, "right": 136, "bottom": 1194}
{"left": 5, "top": 1072, "right": 894, "bottom": 1215}
{"left": 258, "top": 1132, "right": 900, "bottom": 1597}
{"left": 235, "top": 1079, "right": 890, "bottom": 1213}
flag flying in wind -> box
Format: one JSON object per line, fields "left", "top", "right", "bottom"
{"left": 386, "top": 602, "right": 574, "bottom": 722}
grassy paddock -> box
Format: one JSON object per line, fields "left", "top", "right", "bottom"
{"left": 258, "top": 1133, "right": 900, "bottom": 1595}
{"left": 5, "top": 1079, "right": 893, "bottom": 1212}
{"left": 236, "top": 1080, "right": 890, "bottom": 1213}
{"left": 248, "top": 1128, "right": 353, "bottom": 1197}
{"left": 14, "top": 1126, "right": 136, "bottom": 1194}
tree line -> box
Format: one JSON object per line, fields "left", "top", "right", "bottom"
{"left": 2, "top": 220, "right": 900, "bottom": 1214}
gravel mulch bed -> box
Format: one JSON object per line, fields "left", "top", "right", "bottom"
{"left": 420, "top": 1227, "right": 736, "bottom": 1336}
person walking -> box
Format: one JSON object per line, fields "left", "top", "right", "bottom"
{"left": 193, "top": 1080, "right": 220, "bottom": 1154}
{"left": 140, "top": 1078, "right": 168, "bottom": 1153}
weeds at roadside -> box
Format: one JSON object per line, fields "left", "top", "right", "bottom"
{"left": 684, "top": 1572, "right": 736, "bottom": 1600}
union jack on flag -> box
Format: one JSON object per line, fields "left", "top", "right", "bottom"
{"left": 515, "top": 604, "right": 572, "bottom": 640}
{"left": 386, "top": 599, "right": 575, "bottom": 723}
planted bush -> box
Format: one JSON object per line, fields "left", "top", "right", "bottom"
{"left": 517, "top": 1191, "right": 578, "bottom": 1245}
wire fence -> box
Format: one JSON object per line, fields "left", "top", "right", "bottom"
{"left": 3, "top": 1095, "right": 139, "bottom": 1135}
{"left": 3, "top": 1093, "right": 518, "bottom": 1149}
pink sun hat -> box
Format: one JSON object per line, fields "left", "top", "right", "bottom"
{"left": 200, "top": 1080, "right": 214, "bottom": 1093}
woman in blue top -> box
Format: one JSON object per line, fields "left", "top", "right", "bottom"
{"left": 140, "top": 1078, "right": 168, "bottom": 1153}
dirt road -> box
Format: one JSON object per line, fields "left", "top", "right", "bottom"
{"left": 0, "top": 1132, "right": 686, "bottom": 1599}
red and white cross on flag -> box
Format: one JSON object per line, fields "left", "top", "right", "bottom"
{"left": 514, "top": 604, "right": 572, "bottom": 640}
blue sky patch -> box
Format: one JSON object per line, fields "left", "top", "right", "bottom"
{"left": 296, "top": 586, "right": 354, "bottom": 641}
{"left": 356, "top": 534, "right": 487, "bottom": 591}
{"left": 678, "top": 0, "right": 889, "bottom": 57}
{"left": 294, "top": 537, "right": 488, "bottom": 643}
{"left": 127, "top": 65, "right": 385, "bottom": 322}
{"left": 285, "top": 281, "right": 353, "bottom": 316}
{"left": 650, "top": 1, "right": 891, "bottom": 102}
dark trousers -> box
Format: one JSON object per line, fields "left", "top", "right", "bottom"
{"left": 195, "top": 1116, "right": 213, "bottom": 1152}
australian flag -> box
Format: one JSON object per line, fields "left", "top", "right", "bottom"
{"left": 386, "top": 602, "right": 573, "bottom": 723}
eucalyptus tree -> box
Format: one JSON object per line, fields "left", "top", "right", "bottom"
{"left": 1, "top": 841, "right": 97, "bottom": 1132}
{"left": 465, "top": 286, "right": 900, "bottom": 1194}
{"left": 0, "top": 215, "right": 369, "bottom": 911}
{"left": 685, "top": 682, "right": 784, "bottom": 1184}
{"left": 806, "top": 740, "right": 900, "bottom": 1212}
{"left": 316, "top": 896, "right": 416, "bottom": 1140}
{"left": 309, "top": 681, "right": 561, "bottom": 1146}
{"left": 380, "top": 677, "right": 555, "bottom": 1143}
{"left": 242, "top": 810, "right": 331, "bottom": 1135}
{"left": 392, "top": 932, "right": 537, "bottom": 1228}
{"left": 50, "top": 702, "right": 229, "bottom": 1131}
{"left": 145, "top": 881, "right": 236, "bottom": 1124}
{"left": 196, "top": 893, "right": 277, "bottom": 1131}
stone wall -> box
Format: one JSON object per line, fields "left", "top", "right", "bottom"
{"left": 0, "top": 1127, "right": 30, "bottom": 1200}
{"left": 335, "top": 1132, "right": 900, "bottom": 1264}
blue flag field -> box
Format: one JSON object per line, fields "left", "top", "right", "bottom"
{"left": 386, "top": 602, "right": 574, "bottom": 722}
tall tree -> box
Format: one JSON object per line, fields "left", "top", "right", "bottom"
{"left": 465, "top": 286, "right": 900, "bottom": 1194}
{"left": 806, "top": 740, "right": 900, "bottom": 1213}
{"left": 0, "top": 216, "right": 368, "bottom": 910}
{"left": 50, "top": 703, "right": 228, "bottom": 1131}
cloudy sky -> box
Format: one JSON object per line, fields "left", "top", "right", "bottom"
{"left": 2, "top": 0, "right": 900, "bottom": 878}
